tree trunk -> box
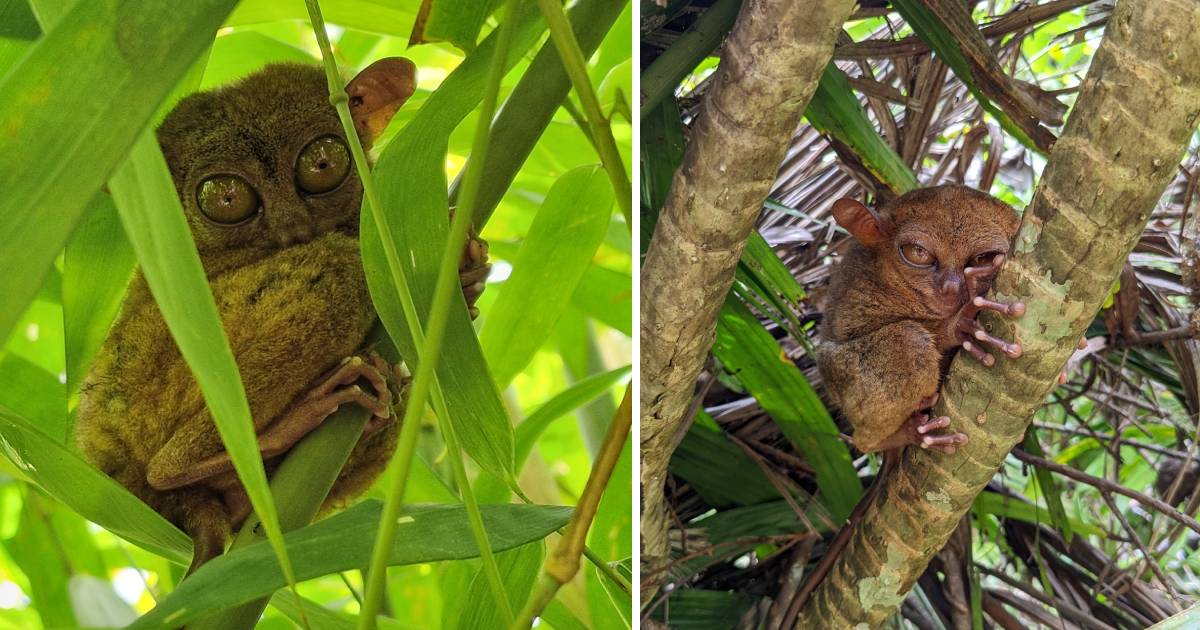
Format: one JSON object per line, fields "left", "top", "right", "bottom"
{"left": 797, "top": 0, "right": 1200, "bottom": 625}
{"left": 639, "top": 0, "right": 856, "bottom": 596}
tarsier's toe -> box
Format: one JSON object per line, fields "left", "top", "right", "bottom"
{"left": 962, "top": 340, "right": 995, "bottom": 366}
{"left": 921, "top": 432, "right": 968, "bottom": 453}
{"left": 916, "top": 415, "right": 951, "bottom": 434}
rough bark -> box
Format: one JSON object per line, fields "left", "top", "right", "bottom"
{"left": 639, "top": 0, "right": 857, "bottom": 596}
{"left": 797, "top": 0, "right": 1200, "bottom": 626}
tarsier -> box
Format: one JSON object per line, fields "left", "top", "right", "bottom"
{"left": 795, "top": 185, "right": 1024, "bottom": 607}
{"left": 816, "top": 184, "right": 1025, "bottom": 456}
{"left": 75, "top": 59, "right": 491, "bottom": 574}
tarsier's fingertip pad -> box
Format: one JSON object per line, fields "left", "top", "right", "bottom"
{"left": 1009, "top": 302, "right": 1026, "bottom": 317}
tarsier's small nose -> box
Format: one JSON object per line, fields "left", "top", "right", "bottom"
{"left": 940, "top": 275, "right": 962, "bottom": 297}
{"left": 277, "top": 223, "right": 314, "bottom": 247}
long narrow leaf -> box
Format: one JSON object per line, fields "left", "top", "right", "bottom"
{"left": 109, "top": 131, "right": 294, "bottom": 585}
{"left": 481, "top": 165, "right": 615, "bottom": 387}
{"left": 713, "top": 297, "right": 861, "bottom": 520}
{"left": 0, "top": 0, "right": 237, "bottom": 349}
{"left": 0, "top": 408, "right": 191, "bottom": 564}
{"left": 360, "top": 6, "right": 549, "bottom": 483}
{"left": 129, "top": 501, "right": 572, "bottom": 630}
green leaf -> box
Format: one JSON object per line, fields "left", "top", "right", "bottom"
{"left": 0, "top": 408, "right": 191, "bottom": 564}
{"left": 649, "top": 589, "right": 758, "bottom": 630}
{"left": 713, "top": 297, "right": 861, "bottom": 521}
{"left": 409, "top": 0, "right": 503, "bottom": 52}
{"left": 3, "top": 489, "right": 76, "bottom": 628}
{"left": 481, "top": 165, "right": 615, "bottom": 387}
{"left": 972, "top": 491, "right": 1103, "bottom": 538}
{"left": 361, "top": 4, "right": 548, "bottom": 482}
{"left": 0, "top": 0, "right": 237, "bottom": 351}
{"left": 270, "top": 590, "right": 420, "bottom": 630}
{"left": 62, "top": 193, "right": 135, "bottom": 394}
{"left": 515, "top": 364, "right": 631, "bottom": 469}
{"left": 0, "top": 354, "right": 65, "bottom": 443}
{"left": 453, "top": 541, "right": 544, "bottom": 629}
{"left": 109, "top": 130, "right": 292, "bottom": 583}
{"left": 129, "top": 501, "right": 572, "bottom": 630}
{"left": 670, "top": 411, "right": 779, "bottom": 508}
{"left": 571, "top": 263, "right": 633, "bottom": 336}
{"left": 639, "top": 97, "right": 686, "bottom": 253}
{"left": 1023, "top": 430, "right": 1074, "bottom": 543}
{"left": 0, "top": 0, "right": 40, "bottom": 74}
{"left": 806, "top": 65, "right": 919, "bottom": 195}
{"left": 200, "top": 30, "right": 315, "bottom": 90}
{"left": 225, "top": 0, "right": 416, "bottom": 37}
{"left": 587, "top": 444, "right": 633, "bottom": 630}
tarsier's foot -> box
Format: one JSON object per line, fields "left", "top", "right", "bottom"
{"left": 259, "top": 354, "right": 395, "bottom": 457}
{"left": 958, "top": 254, "right": 1024, "bottom": 366}
{"left": 908, "top": 410, "right": 968, "bottom": 454}
{"left": 450, "top": 208, "right": 491, "bottom": 320}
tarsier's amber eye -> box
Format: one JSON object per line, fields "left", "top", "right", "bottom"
{"left": 296, "top": 135, "right": 351, "bottom": 194}
{"left": 196, "top": 175, "right": 261, "bottom": 225}
{"left": 969, "top": 252, "right": 999, "bottom": 268}
{"left": 899, "top": 243, "right": 935, "bottom": 267}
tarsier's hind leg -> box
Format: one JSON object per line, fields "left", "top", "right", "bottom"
{"left": 816, "top": 321, "right": 944, "bottom": 452}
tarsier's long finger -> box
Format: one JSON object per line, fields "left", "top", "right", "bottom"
{"left": 972, "top": 296, "right": 1026, "bottom": 318}
{"left": 916, "top": 415, "right": 951, "bottom": 434}
{"left": 962, "top": 340, "right": 995, "bottom": 366}
{"left": 920, "top": 432, "right": 968, "bottom": 452}
{"left": 965, "top": 254, "right": 1006, "bottom": 279}
{"left": 323, "top": 384, "right": 391, "bottom": 418}
{"left": 970, "top": 327, "right": 1023, "bottom": 358}
{"left": 317, "top": 356, "right": 390, "bottom": 401}
{"left": 964, "top": 254, "right": 1006, "bottom": 295}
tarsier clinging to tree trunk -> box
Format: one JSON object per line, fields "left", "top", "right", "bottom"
{"left": 817, "top": 184, "right": 1025, "bottom": 456}
{"left": 790, "top": 185, "right": 1026, "bottom": 613}
{"left": 74, "top": 59, "right": 491, "bottom": 575}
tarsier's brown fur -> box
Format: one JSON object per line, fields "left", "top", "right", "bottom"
{"left": 75, "top": 60, "right": 490, "bottom": 574}
{"left": 817, "top": 185, "right": 1022, "bottom": 452}
{"left": 789, "top": 186, "right": 1025, "bottom": 618}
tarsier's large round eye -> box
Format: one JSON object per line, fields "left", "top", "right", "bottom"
{"left": 296, "top": 136, "right": 351, "bottom": 194}
{"left": 899, "top": 243, "right": 935, "bottom": 267}
{"left": 196, "top": 175, "right": 260, "bottom": 225}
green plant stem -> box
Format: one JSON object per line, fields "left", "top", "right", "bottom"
{"left": 510, "top": 386, "right": 632, "bottom": 629}
{"left": 639, "top": 0, "right": 741, "bottom": 117}
{"left": 452, "top": 0, "right": 626, "bottom": 227}
{"left": 339, "top": 0, "right": 524, "bottom": 624}
{"left": 301, "top": 3, "right": 457, "bottom": 628}
{"left": 533, "top": 0, "right": 632, "bottom": 230}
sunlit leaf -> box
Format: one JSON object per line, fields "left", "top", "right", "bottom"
{"left": 129, "top": 501, "right": 572, "bottom": 630}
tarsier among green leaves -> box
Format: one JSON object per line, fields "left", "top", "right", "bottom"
{"left": 74, "top": 58, "right": 491, "bottom": 574}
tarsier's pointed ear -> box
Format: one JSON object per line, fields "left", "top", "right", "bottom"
{"left": 831, "top": 198, "right": 893, "bottom": 247}
{"left": 346, "top": 57, "right": 417, "bottom": 147}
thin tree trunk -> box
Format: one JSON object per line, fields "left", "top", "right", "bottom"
{"left": 639, "top": 0, "right": 856, "bottom": 596}
{"left": 797, "top": 0, "right": 1200, "bottom": 625}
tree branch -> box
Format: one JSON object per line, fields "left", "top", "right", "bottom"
{"left": 639, "top": 0, "right": 857, "bottom": 597}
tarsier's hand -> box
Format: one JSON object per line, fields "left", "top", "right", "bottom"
{"left": 955, "top": 254, "right": 1025, "bottom": 366}
{"left": 449, "top": 208, "right": 491, "bottom": 320}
